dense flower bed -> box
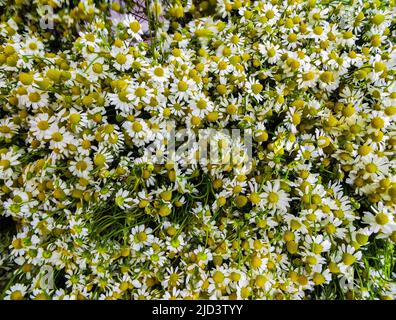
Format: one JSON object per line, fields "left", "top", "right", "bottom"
{"left": 0, "top": 0, "right": 395, "bottom": 300}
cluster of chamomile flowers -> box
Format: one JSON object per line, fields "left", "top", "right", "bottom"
{"left": 0, "top": 0, "right": 395, "bottom": 300}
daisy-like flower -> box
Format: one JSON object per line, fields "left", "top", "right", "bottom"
{"left": 363, "top": 203, "right": 396, "bottom": 236}
{"left": 69, "top": 156, "right": 93, "bottom": 178}
{"left": 261, "top": 180, "right": 290, "bottom": 213}
{"left": 4, "top": 283, "right": 28, "bottom": 300}
{"left": 245, "top": 77, "right": 264, "bottom": 102}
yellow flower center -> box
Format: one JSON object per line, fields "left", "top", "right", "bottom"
{"left": 320, "top": 71, "right": 334, "bottom": 83}
{"left": 136, "top": 231, "right": 147, "bottom": 242}
{"left": 76, "top": 160, "right": 88, "bottom": 171}
{"left": 129, "top": 21, "right": 141, "bottom": 33}
{"left": 252, "top": 83, "right": 263, "bottom": 94}
{"left": 235, "top": 195, "right": 247, "bottom": 207}
{"left": 313, "top": 273, "right": 326, "bottom": 285}
{"left": 158, "top": 205, "right": 171, "bottom": 217}
{"left": 94, "top": 154, "right": 106, "bottom": 167}
{"left": 225, "top": 104, "right": 236, "bottom": 115}
{"left": 358, "top": 145, "right": 371, "bottom": 156}
{"left": 116, "top": 53, "right": 127, "bottom": 65}
{"left": 29, "top": 92, "right": 41, "bottom": 102}
{"left": 343, "top": 31, "right": 353, "bottom": 39}
{"left": 249, "top": 192, "right": 261, "bottom": 205}
{"left": 312, "top": 243, "right": 323, "bottom": 254}
{"left": 251, "top": 255, "right": 262, "bottom": 268}
{"left": 288, "top": 33, "right": 297, "bottom": 42}
{"left": 302, "top": 71, "right": 315, "bottom": 81}
{"left": 375, "top": 212, "right": 389, "bottom": 225}
{"left": 10, "top": 291, "right": 24, "bottom": 300}
{"left": 306, "top": 255, "right": 317, "bottom": 265}
{"left": 196, "top": 98, "right": 207, "bottom": 109}
{"left": 51, "top": 132, "right": 63, "bottom": 142}
{"left": 132, "top": 121, "right": 143, "bottom": 132}
{"left": 267, "top": 192, "right": 279, "bottom": 204}
{"left": 365, "top": 163, "right": 377, "bottom": 174}
{"left": 85, "top": 33, "right": 95, "bottom": 41}
{"left": 135, "top": 87, "right": 146, "bottom": 98}
{"left": 342, "top": 253, "right": 356, "bottom": 266}
{"left": 213, "top": 271, "right": 224, "bottom": 284}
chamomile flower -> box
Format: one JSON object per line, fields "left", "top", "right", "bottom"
{"left": 22, "top": 87, "right": 49, "bottom": 109}
{"left": 114, "top": 189, "right": 133, "bottom": 210}
{"left": 130, "top": 225, "right": 154, "bottom": 251}
{"left": 69, "top": 156, "right": 93, "bottom": 178}
{"left": 5, "top": 283, "right": 28, "bottom": 300}
{"left": 262, "top": 180, "right": 290, "bottom": 213}
{"left": 0, "top": 117, "right": 19, "bottom": 140}
{"left": 148, "top": 65, "right": 170, "bottom": 85}
{"left": 170, "top": 76, "right": 197, "bottom": 102}
{"left": 190, "top": 93, "right": 214, "bottom": 117}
